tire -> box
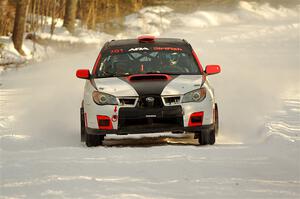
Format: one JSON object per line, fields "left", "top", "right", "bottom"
{"left": 198, "top": 130, "right": 215, "bottom": 145}
{"left": 214, "top": 103, "right": 219, "bottom": 136}
{"left": 208, "top": 130, "right": 215, "bottom": 145}
{"left": 207, "top": 104, "right": 219, "bottom": 145}
{"left": 198, "top": 131, "right": 209, "bottom": 145}
{"left": 81, "top": 107, "right": 105, "bottom": 147}
{"left": 86, "top": 134, "right": 105, "bottom": 147}
{"left": 80, "top": 107, "right": 86, "bottom": 142}
{"left": 198, "top": 104, "right": 218, "bottom": 145}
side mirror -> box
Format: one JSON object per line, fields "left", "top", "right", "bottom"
{"left": 76, "top": 69, "right": 90, "bottom": 79}
{"left": 205, "top": 65, "right": 221, "bottom": 75}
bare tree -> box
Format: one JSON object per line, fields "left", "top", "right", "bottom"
{"left": 0, "top": 0, "right": 8, "bottom": 35}
{"left": 50, "top": 0, "right": 57, "bottom": 36}
{"left": 12, "top": 0, "right": 29, "bottom": 56}
{"left": 63, "top": 0, "right": 77, "bottom": 34}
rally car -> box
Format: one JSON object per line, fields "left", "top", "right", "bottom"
{"left": 76, "top": 35, "right": 221, "bottom": 147}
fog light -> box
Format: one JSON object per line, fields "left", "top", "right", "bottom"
{"left": 97, "top": 115, "right": 113, "bottom": 130}
{"left": 188, "top": 112, "right": 204, "bottom": 127}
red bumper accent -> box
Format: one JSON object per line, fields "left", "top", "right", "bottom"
{"left": 188, "top": 112, "right": 204, "bottom": 127}
{"left": 97, "top": 115, "right": 113, "bottom": 130}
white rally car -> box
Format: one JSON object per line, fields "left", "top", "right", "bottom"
{"left": 76, "top": 36, "right": 221, "bottom": 147}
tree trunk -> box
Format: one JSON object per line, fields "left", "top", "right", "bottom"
{"left": 12, "top": 0, "right": 29, "bottom": 56}
{"left": 50, "top": 0, "right": 57, "bottom": 36}
{"left": 0, "top": 0, "right": 8, "bottom": 35}
{"left": 87, "top": 0, "right": 96, "bottom": 30}
{"left": 80, "top": 0, "right": 93, "bottom": 29}
{"left": 63, "top": 0, "right": 77, "bottom": 34}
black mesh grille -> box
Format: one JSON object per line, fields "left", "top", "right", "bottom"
{"left": 118, "top": 106, "right": 184, "bottom": 131}
{"left": 119, "top": 98, "right": 136, "bottom": 105}
{"left": 164, "top": 96, "right": 181, "bottom": 105}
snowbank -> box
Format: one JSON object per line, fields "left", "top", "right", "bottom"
{"left": 171, "top": 1, "right": 298, "bottom": 28}
{"left": 0, "top": 16, "right": 114, "bottom": 72}
{"left": 0, "top": 36, "right": 54, "bottom": 74}
{"left": 117, "top": 6, "right": 174, "bottom": 38}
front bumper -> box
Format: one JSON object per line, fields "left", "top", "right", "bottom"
{"left": 86, "top": 104, "right": 215, "bottom": 135}
{"left": 86, "top": 124, "right": 214, "bottom": 135}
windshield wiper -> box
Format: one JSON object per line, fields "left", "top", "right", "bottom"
{"left": 163, "top": 72, "right": 181, "bottom": 75}
{"left": 100, "top": 74, "right": 116, "bottom": 78}
{"left": 98, "top": 72, "right": 180, "bottom": 78}
{"left": 146, "top": 71, "right": 179, "bottom": 75}
{"left": 146, "top": 71, "right": 161, "bottom": 74}
{"left": 98, "top": 73, "right": 132, "bottom": 78}
{"left": 115, "top": 73, "right": 132, "bottom": 77}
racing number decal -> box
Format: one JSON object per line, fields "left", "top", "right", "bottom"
{"left": 111, "top": 49, "right": 124, "bottom": 54}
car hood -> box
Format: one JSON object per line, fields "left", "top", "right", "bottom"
{"left": 161, "top": 75, "right": 203, "bottom": 95}
{"left": 93, "top": 77, "right": 139, "bottom": 97}
{"left": 93, "top": 75, "right": 203, "bottom": 97}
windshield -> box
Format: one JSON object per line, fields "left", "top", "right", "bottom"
{"left": 95, "top": 50, "right": 200, "bottom": 77}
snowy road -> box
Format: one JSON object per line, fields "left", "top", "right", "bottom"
{"left": 1, "top": 1, "right": 300, "bottom": 198}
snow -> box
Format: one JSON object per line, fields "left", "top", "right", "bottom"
{"left": 118, "top": 6, "right": 173, "bottom": 38}
{"left": 1, "top": 1, "right": 300, "bottom": 198}
{"left": 0, "top": 36, "right": 54, "bottom": 76}
{"left": 0, "top": 16, "right": 114, "bottom": 74}
{"left": 37, "top": 27, "right": 114, "bottom": 45}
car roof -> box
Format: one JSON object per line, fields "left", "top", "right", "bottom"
{"left": 102, "top": 37, "right": 192, "bottom": 52}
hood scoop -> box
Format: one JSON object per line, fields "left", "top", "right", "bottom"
{"left": 128, "top": 74, "right": 171, "bottom": 81}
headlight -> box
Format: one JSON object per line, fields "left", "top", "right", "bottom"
{"left": 182, "top": 88, "right": 206, "bottom": 103}
{"left": 92, "top": 91, "right": 118, "bottom": 105}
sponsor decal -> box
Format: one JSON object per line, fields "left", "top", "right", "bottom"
{"left": 145, "top": 97, "right": 155, "bottom": 103}
{"left": 128, "top": 47, "right": 150, "bottom": 51}
{"left": 153, "top": 47, "right": 183, "bottom": 51}
{"left": 146, "top": 114, "right": 157, "bottom": 118}
{"left": 111, "top": 49, "right": 124, "bottom": 54}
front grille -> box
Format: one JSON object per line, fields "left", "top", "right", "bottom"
{"left": 137, "top": 95, "right": 163, "bottom": 108}
{"left": 118, "top": 106, "right": 184, "bottom": 132}
{"left": 118, "top": 97, "right": 137, "bottom": 106}
{"left": 163, "top": 96, "right": 181, "bottom": 105}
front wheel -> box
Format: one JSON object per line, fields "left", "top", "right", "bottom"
{"left": 197, "top": 104, "right": 219, "bottom": 145}
{"left": 80, "top": 107, "right": 86, "bottom": 142}
{"left": 214, "top": 103, "right": 219, "bottom": 136}
{"left": 86, "top": 134, "right": 105, "bottom": 147}
{"left": 197, "top": 130, "right": 215, "bottom": 145}
{"left": 196, "top": 130, "right": 208, "bottom": 145}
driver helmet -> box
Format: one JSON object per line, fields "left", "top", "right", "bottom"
{"left": 167, "top": 52, "right": 180, "bottom": 66}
